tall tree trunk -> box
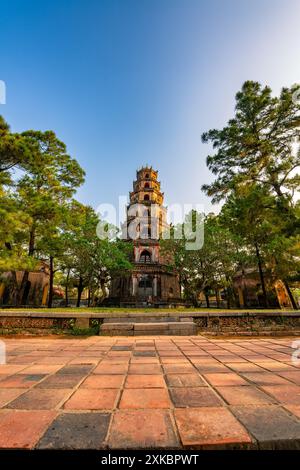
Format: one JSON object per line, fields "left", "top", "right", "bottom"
{"left": 65, "top": 269, "right": 70, "bottom": 307}
{"left": 225, "top": 275, "right": 234, "bottom": 309}
{"left": 47, "top": 256, "right": 54, "bottom": 308}
{"left": 226, "top": 287, "right": 231, "bottom": 309}
{"left": 241, "top": 269, "right": 248, "bottom": 308}
{"left": 18, "top": 272, "right": 29, "bottom": 305}
{"left": 4, "top": 243, "right": 18, "bottom": 305}
{"left": 254, "top": 242, "right": 269, "bottom": 308}
{"left": 192, "top": 294, "right": 198, "bottom": 308}
{"left": 283, "top": 280, "right": 298, "bottom": 310}
{"left": 10, "top": 271, "right": 18, "bottom": 306}
{"left": 215, "top": 289, "right": 220, "bottom": 308}
{"left": 76, "top": 276, "right": 83, "bottom": 308}
{"left": 17, "top": 226, "right": 35, "bottom": 305}
{"left": 87, "top": 288, "right": 91, "bottom": 307}
{"left": 205, "top": 291, "right": 210, "bottom": 308}
{"left": 232, "top": 288, "right": 239, "bottom": 308}
{"left": 65, "top": 285, "right": 68, "bottom": 307}
{"left": 100, "top": 279, "right": 107, "bottom": 301}
{"left": 179, "top": 274, "right": 183, "bottom": 298}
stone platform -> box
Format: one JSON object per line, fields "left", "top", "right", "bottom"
{"left": 101, "top": 316, "right": 197, "bottom": 335}
{"left": 0, "top": 335, "right": 300, "bottom": 449}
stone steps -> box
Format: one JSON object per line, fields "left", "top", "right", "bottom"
{"left": 100, "top": 321, "right": 197, "bottom": 336}
{"left": 102, "top": 315, "right": 191, "bottom": 323}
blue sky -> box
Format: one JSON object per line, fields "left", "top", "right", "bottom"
{"left": 1, "top": 0, "right": 300, "bottom": 214}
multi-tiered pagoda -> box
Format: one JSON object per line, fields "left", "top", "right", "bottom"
{"left": 109, "top": 166, "right": 181, "bottom": 306}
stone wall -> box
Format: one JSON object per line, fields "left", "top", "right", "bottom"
{"left": 0, "top": 311, "right": 300, "bottom": 336}
{"left": 194, "top": 314, "right": 300, "bottom": 336}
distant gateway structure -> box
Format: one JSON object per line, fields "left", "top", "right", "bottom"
{"left": 109, "top": 167, "right": 181, "bottom": 306}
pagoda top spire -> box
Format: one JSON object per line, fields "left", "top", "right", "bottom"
{"left": 130, "top": 167, "right": 163, "bottom": 205}
{"left": 136, "top": 166, "right": 158, "bottom": 181}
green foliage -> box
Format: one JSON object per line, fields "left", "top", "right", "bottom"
{"left": 0, "top": 116, "right": 31, "bottom": 174}
{"left": 199, "top": 81, "right": 300, "bottom": 308}
{"left": 161, "top": 211, "right": 240, "bottom": 306}
{"left": 0, "top": 115, "right": 132, "bottom": 307}
{"left": 202, "top": 81, "right": 300, "bottom": 208}
{"left": 57, "top": 203, "right": 132, "bottom": 305}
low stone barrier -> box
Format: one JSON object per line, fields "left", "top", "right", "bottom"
{"left": 194, "top": 312, "right": 300, "bottom": 336}
{"left": 0, "top": 310, "right": 299, "bottom": 336}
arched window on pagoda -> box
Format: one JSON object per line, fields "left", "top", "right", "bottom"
{"left": 144, "top": 182, "right": 150, "bottom": 188}
{"left": 144, "top": 194, "right": 150, "bottom": 201}
{"left": 139, "top": 250, "right": 152, "bottom": 263}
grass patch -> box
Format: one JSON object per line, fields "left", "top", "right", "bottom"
{"left": 68, "top": 326, "right": 100, "bottom": 336}
{"left": 0, "top": 307, "right": 297, "bottom": 314}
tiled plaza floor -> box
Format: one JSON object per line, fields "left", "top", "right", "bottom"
{"left": 0, "top": 335, "right": 300, "bottom": 449}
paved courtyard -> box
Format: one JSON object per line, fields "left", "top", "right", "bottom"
{"left": 0, "top": 335, "right": 300, "bottom": 449}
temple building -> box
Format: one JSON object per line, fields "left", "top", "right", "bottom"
{"left": 0, "top": 262, "right": 49, "bottom": 307}
{"left": 109, "top": 166, "right": 181, "bottom": 306}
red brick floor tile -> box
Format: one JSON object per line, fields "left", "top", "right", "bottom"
{"left": 108, "top": 410, "right": 179, "bottom": 449}
{"left": 64, "top": 388, "right": 119, "bottom": 410}
{"left": 37, "top": 412, "right": 111, "bottom": 449}
{"left": 125, "top": 375, "right": 166, "bottom": 388}
{"left": 160, "top": 358, "right": 190, "bottom": 364}
{"left": 0, "top": 374, "right": 46, "bottom": 388}
{"left": 0, "top": 389, "right": 25, "bottom": 408}
{"left": 0, "top": 410, "right": 57, "bottom": 449}
{"left": 131, "top": 360, "right": 160, "bottom": 366}
{"left": 87, "top": 347, "right": 112, "bottom": 351}
{"left": 0, "top": 365, "right": 27, "bottom": 375}
{"left": 35, "top": 374, "right": 84, "bottom": 389}
{"left": 284, "top": 405, "right": 300, "bottom": 419}
{"left": 185, "top": 352, "right": 212, "bottom": 358}
{"left": 56, "top": 364, "right": 94, "bottom": 375}
{"left": 261, "top": 384, "right": 300, "bottom": 405}
{"left": 226, "top": 363, "right": 266, "bottom": 373}
{"left": 119, "top": 388, "right": 171, "bottom": 409}
{"left": 81, "top": 375, "right": 125, "bottom": 388}
{"left": 278, "top": 371, "right": 300, "bottom": 385}
{"left": 68, "top": 357, "right": 100, "bottom": 365}
{"left": 107, "top": 352, "right": 131, "bottom": 358}
{"left": 7, "top": 388, "right": 71, "bottom": 410}
{"left": 231, "top": 405, "right": 300, "bottom": 448}
{"left": 100, "top": 359, "right": 130, "bottom": 365}
{"left": 175, "top": 407, "right": 252, "bottom": 448}
{"left": 242, "top": 372, "right": 290, "bottom": 386}
{"left": 158, "top": 351, "right": 185, "bottom": 357}
{"left": 156, "top": 346, "right": 179, "bottom": 349}
{"left": 166, "top": 374, "right": 206, "bottom": 387}
{"left": 21, "top": 365, "right": 63, "bottom": 375}
{"left": 204, "top": 373, "right": 249, "bottom": 387}
{"left": 8, "top": 356, "right": 37, "bottom": 364}
{"left": 133, "top": 348, "right": 156, "bottom": 352}
{"left": 254, "top": 361, "right": 295, "bottom": 372}
{"left": 213, "top": 356, "right": 248, "bottom": 363}
{"left": 216, "top": 386, "right": 276, "bottom": 405}
{"left": 0, "top": 374, "right": 12, "bottom": 382}
{"left": 33, "top": 357, "right": 69, "bottom": 365}
{"left": 93, "top": 364, "right": 129, "bottom": 374}
{"left": 77, "top": 351, "right": 105, "bottom": 357}
{"left": 128, "top": 364, "right": 162, "bottom": 375}
{"left": 162, "top": 364, "right": 196, "bottom": 374}
{"left": 169, "top": 387, "right": 222, "bottom": 408}
{"left": 194, "top": 364, "right": 231, "bottom": 373}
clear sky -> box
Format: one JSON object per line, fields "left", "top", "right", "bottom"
{"left": 1, "top": 0, "right": 300, "bottom": 215}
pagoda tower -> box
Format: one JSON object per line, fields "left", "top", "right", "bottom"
{"left": 109, "top": 166, "right": 181, "bottom": 306}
